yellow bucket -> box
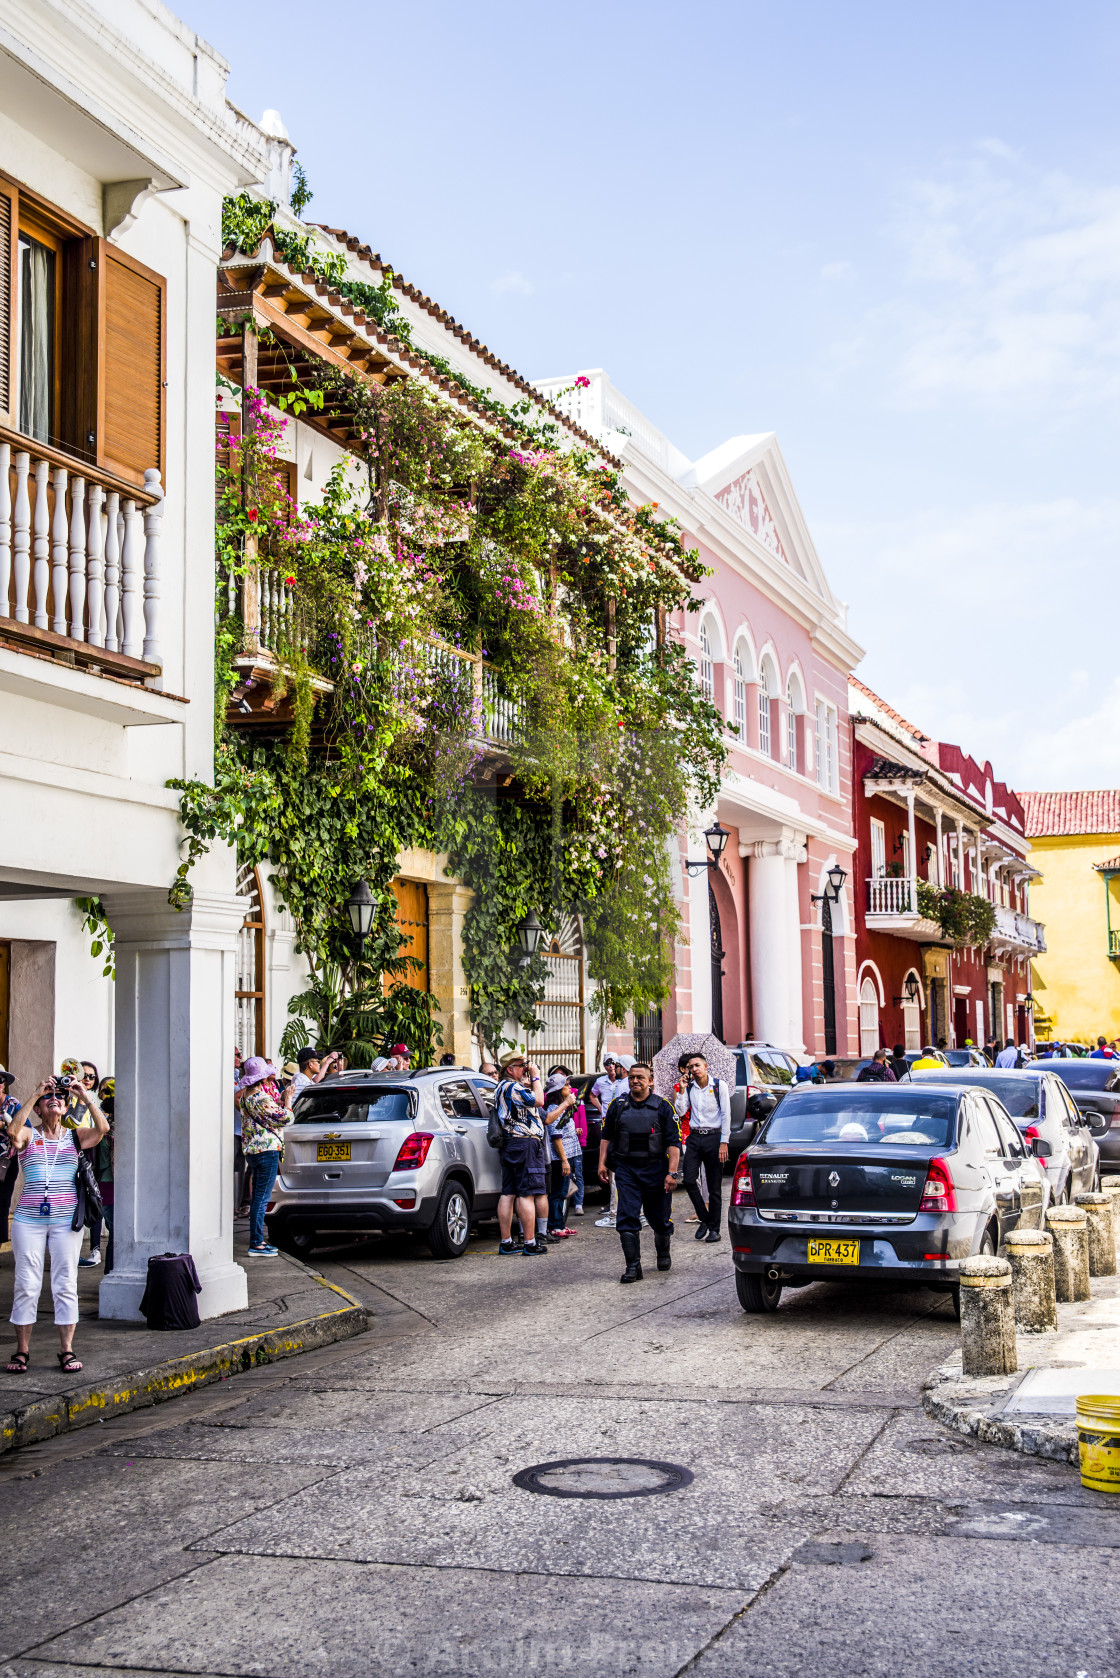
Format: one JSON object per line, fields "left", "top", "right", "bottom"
{"left": 1076, "top": 1395, "right": 1120, "bottom": 1492}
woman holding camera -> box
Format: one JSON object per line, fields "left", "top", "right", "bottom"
{"left": 5, "top": 1074, "right": 108, "bottom": 1374}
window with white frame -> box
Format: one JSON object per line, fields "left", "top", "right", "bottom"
{"left": 733, "top": 650, "right": 746, "bottom": 738}
{"left": 859, "top": 977, "right": 880, "bottom": 1056}
{"left": 699, "top": 623, "right": 714, "bottom": 701}
{"left": 870, "top": 817, "right": 886, "bottom": 879}
{"left": 758, "top": 665, "right": 772, "bottom": 756}
{"left": 786, "top": 678, "right": 798, "bottom": 773}
{"left": 815, "top": 699, "right": 838, "bottom": 793}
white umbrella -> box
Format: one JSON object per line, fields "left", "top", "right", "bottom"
{"left": 652, "top": 1033, "right": 736, "bottom": 1101}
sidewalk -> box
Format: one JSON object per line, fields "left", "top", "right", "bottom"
{"left": 924, "top": 1268, "right": 1120, "bottom": 1464}
{"left": 0, "top": 1224, "right": 367, "bottom": 1454}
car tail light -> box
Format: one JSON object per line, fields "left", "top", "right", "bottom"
{"left": 731, "top": 1155, "right": 756, "bottom": 1207}
{"left": 1023, "top": 1124, "right": 1041, "bottom": 1147}
{"left": 393, "top": 1196, "right": 416, "bottom": 1208}
{"left": 393, "top": 1132, "right": 434, "bottom": 1171}
{"left": 919, "top": 1157, "right": 957, "bottom": 1213}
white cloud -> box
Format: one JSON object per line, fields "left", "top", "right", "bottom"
{"left": 820, "top": 260, "right": 854, "bottom": 281}
{"left": 844, "top": 147, "right": 1120, "bottom": 408}
{"left": 822, "top": 494, "right": 1120, "bottom": 790}
{"left": 491, "top": 270, "right": 534, "bottom": 297}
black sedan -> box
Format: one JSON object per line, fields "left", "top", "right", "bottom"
{"left": 728, "top": 1082, "right": 1049, "bottom": 1315}
{"left": 1046, "top": 1060, "right": 1120, "bottom": 1172}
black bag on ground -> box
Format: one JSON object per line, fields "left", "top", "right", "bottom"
{"left": 139, "top": 1252, "right": 203, "bottom": 1331}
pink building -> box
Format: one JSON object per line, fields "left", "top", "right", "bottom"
{"left": 537, "top": 371, "right": 865, "bottom": 1059}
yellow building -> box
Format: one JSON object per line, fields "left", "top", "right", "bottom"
{"left": 1023, "top": 791, "right": 1120, "bottom": 1043}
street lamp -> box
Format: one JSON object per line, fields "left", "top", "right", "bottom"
{"left": 895, "top": 973, "right": 922, "bottom": 1006}
{"left": 345, "top": 879, "right": 376, "bottom": 953}
{"left": 812, "top": 864, "right": 847, "bottom": 906}
{"left": 512, "top": 909, "right": 543, "bottom": 969}
{"left": 684, "top": 820, "right": 730, "bottom": 877}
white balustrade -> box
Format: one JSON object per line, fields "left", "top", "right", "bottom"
{"left": 0, "top": 435, "right": 163, "bottom": 670}
{"left": 32, "top": 460, "right": 49, "bottom": 629}
{"left": 867, "top": 875, "right": 916, "bottom": 916}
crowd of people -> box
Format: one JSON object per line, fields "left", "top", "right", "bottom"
{"left": 2, "top": 1055, "right": 115, "bottom": 1374}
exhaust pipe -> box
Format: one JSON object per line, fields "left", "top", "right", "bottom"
{"left": 767, "top": 1268, "right": 781, "bottom": 1281}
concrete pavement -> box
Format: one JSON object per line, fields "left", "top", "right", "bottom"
{"left": 3, "top": 1212, "right": 1120, "bottom": 1677}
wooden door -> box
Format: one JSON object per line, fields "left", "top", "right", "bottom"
{"left": 0, "top": 940, "right": 9, "bottom": 1069}
{"left": 390, "top": 879, "right": 428, "bottom": 991}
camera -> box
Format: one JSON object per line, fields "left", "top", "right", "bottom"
{"left": 53, "top": 1075, "right": 73, "bottom": 1092}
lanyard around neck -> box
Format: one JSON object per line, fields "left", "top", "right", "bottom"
{"left": 38, "top": 1129, "right": 65, "bottom": 1194}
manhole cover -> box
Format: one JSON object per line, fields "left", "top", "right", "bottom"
{"left": 512, "top": 1457, "right": 693, "bottom": 1500}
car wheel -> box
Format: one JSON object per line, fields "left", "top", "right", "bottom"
{"left": 1093, "top": 1163, "right": 1102, "bottom": 1193}
{"left": 979, "top": 1226, "right": 996, "bottom": 1259}
{"left": 273, "top": 1225, "right": 316, "bottom": 1259}
{"left": 428, "top": 1181, "right": 472, "bottom": 1260}
{"left": 736, "top": 1269, "right": 783, "bottom": 1313}
{"left": 1057, "top": 1178, "right": 1071, "bottom": 1206}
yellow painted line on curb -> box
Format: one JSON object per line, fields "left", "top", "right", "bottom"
{"left": 1, "top": 1268, "right": 367, "bottom": 1454}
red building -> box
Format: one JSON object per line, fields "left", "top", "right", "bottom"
{"left": 848, "top": 679, "right": 1043, "bottom": 1055}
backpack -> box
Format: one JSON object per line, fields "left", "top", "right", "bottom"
{"left": 486, "top": 1078, "right": 521, "bottom": 1150}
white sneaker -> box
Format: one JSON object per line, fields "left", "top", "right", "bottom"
{"left": 572, "top": 1206, "right": 586, "bottom": 1216}
{"left": 594, "top": 1214, "right": 616, "bottom": 1228}
{"left": 78, "top": 1251, "right": 102, "bottom": 1267}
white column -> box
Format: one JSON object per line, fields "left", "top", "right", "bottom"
{"left": 955, "top": 819, "right": 965, "bottom": 889}
{"left": 934, "top": 808, "right": 943, "bottom": 887}
{"left": 98, "top": 884, "right": 248, "bottom": 1322}
{"left": 748, "top": 841, "right": 791, "bottom": 1047}
{"left": 785, "top": 843, "right": 807, "bottom": 1056}
{"left": 906, "top": 790, "right": 917, "bottom": 912}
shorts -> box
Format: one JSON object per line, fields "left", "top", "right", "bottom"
{"left": 500, "top": 1134, "right": 548, "bottom": 1197}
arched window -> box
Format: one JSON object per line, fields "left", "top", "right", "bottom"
{"left": 235, "top": 863, "right": 265, "bottom": 1060}
{"left": 859, "top": 976, "right": 880, "bottom": 1057}
{"left": 699, "top": 623, "right": 714, "bottom": 701}
{"left": 786, "top": 678, "right": 798, "bottom": 773}
{"left": 757, "top": 663, "right": 771, "bottom": 756}
{"left": 733, "top": 649, "right": 746, "bottom": 738}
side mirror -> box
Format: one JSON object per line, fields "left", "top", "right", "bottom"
{"left": 1030, "top": 1137, "right": 1052, "bottom": 1159}
{"left": 747, "top": 1092, "right": 778, "bottom": 1121}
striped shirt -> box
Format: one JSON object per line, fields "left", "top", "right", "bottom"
{"left": 13, "top": 1126, "right": 80, "bottom": 1227}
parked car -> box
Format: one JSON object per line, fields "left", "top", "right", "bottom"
{"left": 1045, "top": 1061, "right": 1120, "bottom": 1173}
{"left": 944, "top": 1047, "right": 990, "bottom": 1069}
{"left": 815, "top": 1050, "right": 948, "bottom": 1083}
{"left": 728, "top": 1081, "right": 1051, "bottom": 1315}
{"left": 909, "top": 1067, "right": 1099, "bottom": 1202}
{"left": 727, "top": 1043, "right": 801, "bottom": 1161}
{"left": 268, "top": 1068, "right": 505, "bottom": 1260}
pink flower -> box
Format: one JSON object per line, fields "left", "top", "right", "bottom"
{"left": 575, "top": 375, "right": 591, "bottom": 389}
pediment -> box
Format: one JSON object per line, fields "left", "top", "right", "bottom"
{"left": 678, "top": 433, "right": 834, "bottom": 601}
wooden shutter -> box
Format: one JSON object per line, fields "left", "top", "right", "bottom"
{"left": 0, "top": 178, "right": 16, "bottom": 427}
{"left": 100, "top": 245, "right": 165, "bottom": 485}
{"left": 215, "top": 405, "right": 241, "bottom": 507}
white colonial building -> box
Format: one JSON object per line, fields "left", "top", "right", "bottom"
{"left": 0, "top": 0, "right": 277, "bottom": 1318}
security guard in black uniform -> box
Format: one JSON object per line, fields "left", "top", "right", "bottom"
{"left": 598, "top": 1061, "right": 682, "bottom": 1283}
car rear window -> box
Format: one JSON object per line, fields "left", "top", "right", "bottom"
{"left": 970, "top": 1077, "right": 1040, "bottom": 1119}
{"left": 764, "top": 1092, "right": 958, "bottom": 1148}
{"left": 1053, "top": 1063, "right": 1120, "bottom": 1091}
{"left": 291, "top": 1089, "right": 412, "bottom": 1125}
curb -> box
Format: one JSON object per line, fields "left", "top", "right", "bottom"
{"left": 0, "top": 1268, "right": 367, "bottom": 1455}
{"left": 921, "top": 1360, "right": 1078, "bottom": 1465}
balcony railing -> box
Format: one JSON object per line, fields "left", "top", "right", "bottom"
{"left": 867, "top": 875, "right": 916, "bottom": 916}
{"left": 424, "top": 639, "right": 520, "bottom": 746}
{"left": 992, "top": 903, "right": 1046, "bottom": 953}
{"left": 1110, "top": 930, "right": 1120, "bottom": 960}
{"left": 0, "top": 429, "right": 163, "bottom": 677}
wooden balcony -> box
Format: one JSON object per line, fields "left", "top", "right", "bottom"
{"left": 0, "top": 426, "right": 164, "bottom": 683}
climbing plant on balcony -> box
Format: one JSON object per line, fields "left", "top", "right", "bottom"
{"left": 916, "top": 881, "right": 998, "bottom": 947}
{"left": 170, "top": 214, "right": 727, "bottom": 1058}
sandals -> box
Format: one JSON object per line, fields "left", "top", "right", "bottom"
{"left": 6, "top": 1351, "right": 29, "bottom": 1374}
{"left": 57, "top": 1351, "right": 82, "bottom": 1373}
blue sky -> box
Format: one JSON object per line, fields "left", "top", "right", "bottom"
{"left": 191, "top": 0, "right": 1120, "bottom": 792}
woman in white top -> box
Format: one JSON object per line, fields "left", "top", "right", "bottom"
{"left": 5, "top": 1074, "right": 108, "bottom": 1374}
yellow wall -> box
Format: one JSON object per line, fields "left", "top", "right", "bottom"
{"left": 1028, "top": 833, "right": 1120, "bottom": 1041}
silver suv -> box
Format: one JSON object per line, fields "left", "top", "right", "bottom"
{"left": 266, "top": 1068, "right": 502, "bottom": 1260}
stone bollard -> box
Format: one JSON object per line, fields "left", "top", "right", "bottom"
{"left": 1101, "top": 1180, "right": 1120, "bottom": 1244}
{"left": 1075, "top": 1194, "right": 1116, "bottom": 1276}
{"left": 959, "top": 1256, "right": 1017, "bottom": 1376}
{"left": 1005, "top": 1228, "right": 1058, "bottom": 1332}
{"left": 1046, "top": 1206, "right": 1091, "bottom": 1302}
